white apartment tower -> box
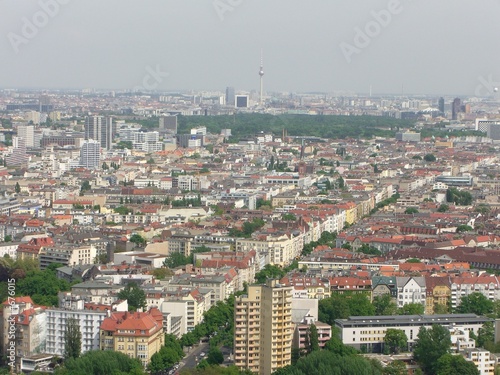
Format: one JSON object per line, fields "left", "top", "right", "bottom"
{"left": 80, "top": 140, "right": 100, "bottom": 169}
{"left": 17, "top": 125, "right": 35, "bottom": 148}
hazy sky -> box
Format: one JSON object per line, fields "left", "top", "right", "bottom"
{"left": 1, "top": 0, "right": 500, "bottom": 95}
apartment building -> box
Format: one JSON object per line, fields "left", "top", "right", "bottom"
{"left": 39, "top": 244, "right": 97, "bottom": 270}
{"left": 462, "top": 348, "right": 496, "bottom": 375}
{"left": 396, "top": 277, "right": 426, "bottom": 309}
{"left": 46, "top": 308, "right": 107, "bottom": 355}
{"left": 336, "top": 314, "right": 491, "bottom": 353}
{"left": 236, "top": 232, "right": 303, "bottom": 267}
{"left": 234, "top": 280, "right": 293, "bottom": 375}
{"left": 100, "top": 308, "right": 164, "bottom": 367}
{"left": 451, "top": 275, "right": 500, "bottom": 309}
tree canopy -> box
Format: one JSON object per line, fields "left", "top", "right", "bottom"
{"left": 413, "top": 325, "right": 452, "bottom": 375}
{"left": 55, "top": 350, "right": 145, "bottom": 375}
{"left": 435, "top": 354, "right": 479, "bottom": 375}
{"left": 455, "top": 292, "right": 494, "bottom": 315}
{"left": 319, "top": 292, "right": 374, "bottom": 325}
{"left": 117, "top": 283, "right": 147, "bottom": 311}
{"left": 384, "top": 329, "right": 408, "bottom": 354}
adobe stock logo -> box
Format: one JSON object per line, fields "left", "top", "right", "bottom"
{"left": 340, "top": 0, "right": 404, "bottom": 63}
{"left": 475, "top": 75, "right": 500, "bottom": 97}
{"left": 133, "top": 65, "right": 169, "bottom": 92}
{"left": 7, "top": 0, "right": 71, "bottom": 54}
{"left": 213, "top": 0, "right": 243, "bottom": 21}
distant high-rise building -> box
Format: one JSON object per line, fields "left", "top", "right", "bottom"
{"left": 452, "top": 98, "right": 461, "bottom": 120}
{"left": 80, "top": 139, "right": 100, "bottom": 169}
{"left": 17, "top": 125, "right": 35, "bottom": 148}
{"left": 226, "top": 87, "right": 235, "bottom": 106}
{"left": 438, "top": 97, "right": 445, "bottom": 114}
{"left": 234, "top": 279, "right": 292, "bottom": 375}
{"left": 235, "top": 95, "right": 249, "bottom": 108}
{"left": 39, "top": 95, "right": 52, "bottom": 112}
{"left": 84, "top": 116, "right": 113, "bottom": 150}
{"left": 159, "top": 115, "right": 178, "bottom": 134}
{"left": 5, "top": 136, "right": 28, "bottom": 167}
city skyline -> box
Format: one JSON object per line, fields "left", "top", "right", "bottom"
{"left": 1, "top": 0, "right": 500, "bottom": 96}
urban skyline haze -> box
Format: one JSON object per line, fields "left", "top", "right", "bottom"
{"left": 1, "top": 0, "right": 499, "bottom": 96}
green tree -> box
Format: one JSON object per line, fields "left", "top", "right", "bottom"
{"left": 437, "top": 204, "right": 449, "bottom": 212}
{"left": 398, "top": 303, "right": 424, "bottom": 315}
{"left": 319, "top": 292, "right": 374, "bottom": 325}
{"left": 63, "top": 317, "right": 82, "bottom": 360}
{"left": 207, "top": 346, "right": 224, "bottom": 365}
{"left": 282, "top": 213, "right": 297, "bottom": 221}
{"left": 373, "top": 294, "right": 398, "bottom": 316}
{"left": 456, "top": 224, "right": 474, "bottom": 233}
{"left": 404, "top": 207, "right": 419, "bottom": 214}
{"left": 435, "top": 354, "right": 479, "bottom": 375}
{"left": 384, "top": 329, "right": 408, "bottom": 354}
{"left": 117, "top": 283, "right": 146, "bottom": 311}
{"left": 129, "top": 234, "right": 146, "bottom": 246}
{"left": 477, "top": 321, "right": 495, "bottom": 349}
{"left": 164, "top": 252, "right": 191, "bottom": 268}
{"left": 255, "top": 264, "right": 285, "bottom": 284}
{"left": 424, "top": 154, "right": 436, "bottom": 162}
{"left": 309, "top": 324, "right": 320, "bottom": 352}
{"left": 456, "top": 292, "right": 494, "bottom": 315}
{"left": 413, "top": 325, "right": 451, "bottom": 375}
{"left": 55, "top": 350, "right": 144, "bottom": 375}
{"left": 3, "top": 235, "right": 12, "bottom": 243}
{"left": 15, "top": 182, "right": 21, "bottom": 194}
{"left": 383, "top": 360, "right": 407, "bottom": 375}
{"left": 114, "top": 205, "right": 133, "bottom": 215}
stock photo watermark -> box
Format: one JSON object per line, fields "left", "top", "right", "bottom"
{"left": 7, "top": 278, "right": 18, "bottom": 371}
{"left": 475, "top": 74, "right": 500, "bottom": 96}
{"left": 213, "top": 0, "right": 243, "bottom": 21}
{"left": 133, "top": 65, "right": 169, "bottom": 92}
{"left": 7, "top": 0, "right": 71, "bottom": 54}
{"left": 340, "top": 0, "right": 404, "bottom": 63}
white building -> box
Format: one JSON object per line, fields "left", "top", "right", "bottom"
{"left": 17, "top": 125, "right": 35, "bottom": 148}
{"left": 396, "top": 277, "right": 426, "bottom": 308}
{"left": 79, "top": 140, "right": 100, "bottom": 169}
{"left": 336, "top": 314, "right": 492, "bottom": 353}
{"left": 46, "top": 308, "right": 107, "bottom": 355}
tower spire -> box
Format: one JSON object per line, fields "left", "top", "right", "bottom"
{"left": 259, "top": 49, "right": 264, "bottom": 107}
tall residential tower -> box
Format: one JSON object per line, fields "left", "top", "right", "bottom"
{"left": 234, "top": 279, "right": 292, "bottom": 375}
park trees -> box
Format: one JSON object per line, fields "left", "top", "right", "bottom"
{"left": 413, "top": 325, "right": 451, "bottom": 375}
{"left": 384, "top": 329, "right": 408, "bottom": 354}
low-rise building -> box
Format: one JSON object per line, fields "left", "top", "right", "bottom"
{"left": 336, "top": 314, "right": 492, "bottom": 353}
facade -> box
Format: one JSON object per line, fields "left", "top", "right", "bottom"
{"left": 39, "top": 244, "right": 97, "bottom": 270}
{"left": 396, "top": 276, "right": 426, "bottom": 309}
{"left": 235, "top": 95, "right": 249, "bottom": 108}
{"left": 46, "top": 308, "right": 107, "bottom": 355}
{"left": 462, "top": 348, "right": 496, "bottom": 375}
{"left": 336, "top": 314, "right": 492, "bottom": 353}
{"left": 100, "top": 308, "right": 164, "bottom": 367}
{"left": 84, "top": 116, "right": 113, "bottom": 150}
{"left": 158, "top": 115, "right": 178, "bottom": 133}
{"left": 80, "top": 139, "right": 100, "bottom": 169}
{"left": 234, "top": 280, "right": 293, "bottom": 375}
{"left": 17, "top": 125, "right": 35, "bottom": 148}
{"left": 395, "top": 131, "right": 421, "bottom": 142}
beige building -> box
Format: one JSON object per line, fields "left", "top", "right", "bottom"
{"left": 234, "top": 280, "right": 293, "bottom": 375}
{"left": 100, "top": 308, "right": 164, "bottom": 367}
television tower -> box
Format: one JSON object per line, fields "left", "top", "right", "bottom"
{"left": 259, "top": 50, "right": 264, "bottom": 107}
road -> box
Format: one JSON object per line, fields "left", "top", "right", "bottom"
{"left": 178, "top": 341, "right": 210, "bottom": 371}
